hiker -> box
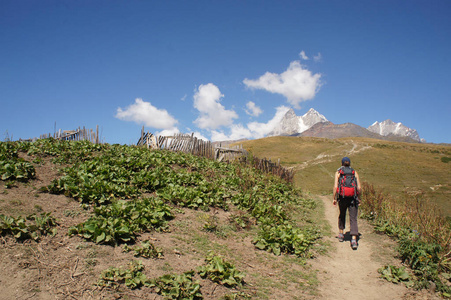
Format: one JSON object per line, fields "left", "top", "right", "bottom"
{"left": 333, "top": 157, "right": 361, "bottom": 250}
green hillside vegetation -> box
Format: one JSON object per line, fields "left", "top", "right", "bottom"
{"left": 1, "top": 137, "right": 450, "bottom": 298}
{"left": 0, "top": 139, "right": 324, "bottom": 299}
{"left": 237, "top": 136, "right": 451, "bottom": 217}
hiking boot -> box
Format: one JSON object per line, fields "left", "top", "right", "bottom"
{"left": 338, "top": 233, "right": 344, "bottom": 242}
{"left": 351, "top": 239, "right": 358, "bottom": 250}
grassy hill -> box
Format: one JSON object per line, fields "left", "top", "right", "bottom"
{"left": 1, "top": 138, "right": 449, "bottom": 299}
{"left": 235, "top": 136, "right": 451, "bottom": 217}
{"left": 0, "top": 139, "right": 325, "bottom": 299}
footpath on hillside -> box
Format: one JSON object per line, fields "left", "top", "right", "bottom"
{"left": 310, "top": 195, "right": 440, "bottom": 300}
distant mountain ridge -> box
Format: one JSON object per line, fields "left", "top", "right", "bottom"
{"left": 296, "top": 122, "right": 420, "bottom": 143}
{"left": 267, "top": 108, "right": 423, "bottom": 143}
{"left": 367, "top": 119, "right": 421, "bottom": 142}
{"left": 297, "top": 122, "right": 381, "bottom": 139}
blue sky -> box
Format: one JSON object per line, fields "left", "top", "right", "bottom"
{"left": 1, "top": 1, "right": 450, "bottom": 144}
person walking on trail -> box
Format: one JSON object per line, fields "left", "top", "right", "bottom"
{"left": 333, "top": 157, "right": 361, "bottom": 250}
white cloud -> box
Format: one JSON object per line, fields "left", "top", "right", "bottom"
{"left": 182, "top": 127, "right": 210, "bottom": 141}
{"left": 192, "top": 131, "right": 209, "bottom": 141}
{"left": 245, "top": 101, "right": 263, "bottom": 117}
{"left": 209, "top": 106, "right": 290, "bottom": 141}
{"left": 156, "top": 127, "right": 180, "bottom": 137}
{"left": 193, "top": 83, "right": 238, "bottom": 130}
{"left": 313, "top": 52, "right": 322, "bottom": 62}
{"left": 299, "top": 50, "right": 309, "bottom": 60}
{"left": 209, "top": 131, "right": 229, "bottom": 142}
{"left": 210, "top": 124, "right": 252, "bottom": 142}
{"left": 115, "top": 98, "right": 178, "bottom": 129}
{"left": 243, "top": 61, "right": 322, "bottom": 109}
{"left": 247, "top": 106, "right": 290, "bottom": 138}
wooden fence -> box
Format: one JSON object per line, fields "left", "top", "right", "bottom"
{"left": 137, "top": 129, "right": 294, "bottom": 182}
{"left": 137, "top": 130, "right": 216, "bottom": 159}
{"left": 214, "top": 145, "right": 248, "bottom": 162}
{"left": 22, "top": 126, "right": 101, "bottom": 144}
{"left": 239, "top": 155, "right": 294, "bottom": 183}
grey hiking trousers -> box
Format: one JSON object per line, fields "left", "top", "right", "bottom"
{"left": 338, "top": 197, "right": 359, "bottom": 237}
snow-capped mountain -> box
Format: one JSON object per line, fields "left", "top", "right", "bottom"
{"left": 266, "top": 109, "right": 423, "bottom": 143}
{"left": 268, "top": 108, "right": 328, "bottom": 136}
{"left": 367, "top": 120, "right": 421, "bottom": 142}
{"left": 301, "top": 108, "right": 329, "bottom": 129}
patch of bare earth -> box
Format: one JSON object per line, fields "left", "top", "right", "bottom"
{"left": 311, "top": 195, "right": 440, "bottom": 300}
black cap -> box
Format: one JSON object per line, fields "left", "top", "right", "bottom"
{"left": 342, "top": 157, "right": 350, "bottom": 164}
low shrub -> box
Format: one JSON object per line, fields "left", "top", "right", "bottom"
{"left": 123, "top": 240, "right": 164, "bottom": 259}
{"left": 197, "top": 252, "right": 245, "bottom": 287}
{"left": 378, "top": 265, "right": 413, "bottom": 286}
{"left": 0, "top": 142, "right": 35, "bottom": 182}
{"left": 97, "top": 260, "right": 148, "bottom": 289}
{"left": 0, "top": 212, "right": 58, "bottom": 241}
{"left": 149, "top": 271, "right": 202, "bottom": 300}
{"left": 253, "top": 221, "right": 320, "bottom": 257}
{"left": 69, "top": 198, "right": 173, "bottom": 245}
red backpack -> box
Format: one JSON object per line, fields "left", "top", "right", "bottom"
{"left": 337, "top": 167, "right": 357, "bottom": 198}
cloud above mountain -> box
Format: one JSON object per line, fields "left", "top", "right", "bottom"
{"left": 245, "top": 101, "right": 263, "bottom": 117}
{"left": 115, "top": 98, "right": 178, "bottom": 129}
{"left": 193, "top": 83, "right": 238, "bottom": 130}
{"left": 243, "top": 60, "right": 322, "bottom": 109}
{"left": 247, "top": 106, "right": 291, "bottom": 137}
{"left": 190, "top": 83, "right": 290, "bottom": 141}
{"left": 210, "top": 106, "right": 290, "bottom": 141}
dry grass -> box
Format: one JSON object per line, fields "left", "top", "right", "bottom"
{"left": 361, "top": 182, "right": 451, "bottom": 252}
{"left": 236, "top": 136, "right": 451, "bottom": 217}
{"left": 359, "top": 182, "right": 451, "bottom": 294}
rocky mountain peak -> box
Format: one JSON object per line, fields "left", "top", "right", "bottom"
{"left": 267, "top": 108, "right": 329, "bottom": 137}
{"left": 301, "top": 108, "right": 328, "bottom": 128}
{"left": 367, "top": 119, "right": 421, "bottom": 142}
{"left": 304, "top": 108, "right": 320, "bottom": 115}
{"left": 267, "top": 108, "right": 300, "bottom": 136}
{"left": 282, "top": 108, "right": 297, "bottom": 119}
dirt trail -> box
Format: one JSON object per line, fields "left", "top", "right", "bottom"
{"left": 311, "top": 195, "right": 409, "bottom": 300}
{"left": 299, "top": 142, "right": 439, "bottom": 299}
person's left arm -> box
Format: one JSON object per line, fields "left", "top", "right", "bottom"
{"left": 355, "top": 171, "right": 362, "bottom": 195}
{"left": 333, "top": 171, "right": 339, "bottom": 205}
